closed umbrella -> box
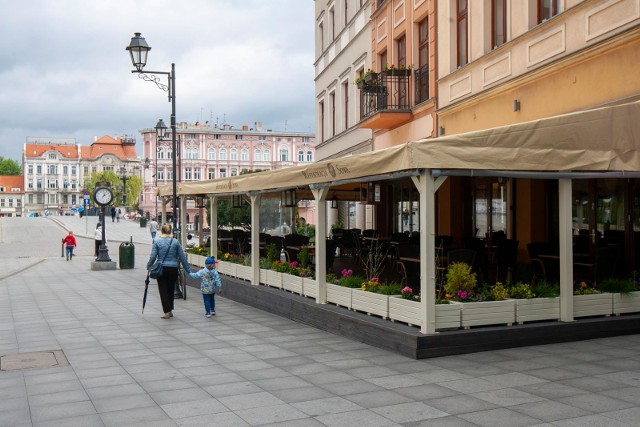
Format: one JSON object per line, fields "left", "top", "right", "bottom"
{"left": 142, "top": 272, "right": 150, "bottom": 313}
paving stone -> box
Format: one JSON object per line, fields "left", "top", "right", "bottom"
{"left": 315, "top": 409, "right": 398, "bottom": 427}
{"left": 457, "top": 407, "right": 544, "bottom": 427}
{"left": 371, "top": 401, "right": 448, "bottom": 423}
{"left": 291, "top": 396, "right": 363, "bottom": 416}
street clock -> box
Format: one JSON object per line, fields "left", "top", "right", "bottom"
{"left": 94, "top": 187, "right": 114, "bottom": 206}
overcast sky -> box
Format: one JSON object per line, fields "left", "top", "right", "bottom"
{"left": 0, "top": 0, "right": 315, "bottom": 163}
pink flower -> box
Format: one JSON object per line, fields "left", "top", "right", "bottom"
{"left": 457, "top": 290, "right": 468, "bottom": 300}
{"left": 341, "top": 269, "right": 353, "bottom": 277}
{"left": 401, "top": 286, "right": 413, "bottom": 294}
{"left": 290, "top": 261, "right": 298, "bottom": 268}
{"left": 371, "top": 277, "right": 379, "bottom": 282}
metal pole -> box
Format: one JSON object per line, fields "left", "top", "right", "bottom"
{"left": 171, "top": 63, "right": 178, "bottom": 238}
{"left": 155, "top": 146, "right": 158, "bottom": 220}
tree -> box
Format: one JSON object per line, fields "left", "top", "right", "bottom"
{"left": 0, "top": 157, "right": 21, "bottom": 175}
{"left": 85, "top": 171, "right": 143, "bottom": 209}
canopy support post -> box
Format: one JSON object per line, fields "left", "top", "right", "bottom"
{"left": 312, "top": 186, "right": 330, "bottom": 304}
{"left": 559, "top": 179, "right": 574, "bottom": 322}
{"left": 209, "top": 196, "right": 217, "bottom": 259}
{"left": 250, "top": 194, "right": 261, "bottom": 285}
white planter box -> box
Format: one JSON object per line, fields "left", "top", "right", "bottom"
{"left": 216, "top": 260, "right": 231, "bottom": 275}
{"left": 389, "top": 297, "right": 421, "bottom": 327}
{"left": 303, "top": 278, "right": 317, "bottom": 299}
{"left": 574, "top": 293, "right": 613, "bottom": 318}
{"left": 235, "top": 265, "right": 252, "bottom": 281}
{"left": 187, "top": 253, "right": 206, "bottom": 267}
{"left": 613, "top": 291, "right": 640, "bottom": 315}
{"left": 435, "top": 303, "right": 462, "bottom": 330}
{"left": 259, "top": 268, "right": 269, "bottom": 285}
{"left": 454, "top": 300, "right": 516, "bottom": 328}
{"left": 282, "top": 273, "right": 303, "bottom": 294}
{"left": 265, "top": 270, "right": 283, "bottom": 289}
{"left": 352, "top": 289, "right": 390, "bottom": 319}
{"left": 516, "top": 297, "right": 560, "bottom": 324}
{"left": 326, "top": 283, "right": 352, "bottom": 309}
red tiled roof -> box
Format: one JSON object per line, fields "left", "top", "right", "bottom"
{"left": 25, "top": 144, "right": 79, "bottom": 159}
{"left": 84, "top": 135, "right": 138, "bottom": 161}
{"left": 0, "top": 175, "right": 24, "bottom": 193}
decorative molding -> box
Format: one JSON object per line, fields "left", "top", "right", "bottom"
{"left": 482, "top": 52, "right": 512, "bottom": 87}
{"left": 586, "top": 0, "right": 640, "bottom": 41}
{"left": 414, "top": 0, "right": 427, "bottom": 9}
{"left": 526, "top": 24, "right": 566, "bottom": 68}
{"left": 448, "top": 73, "right": 472, "bottom": 102}
{"left": 394, "top": 0, "right": 406, "bottom": 29}
{"left": 376, "top": 17, "right": 387, "bottom": 43}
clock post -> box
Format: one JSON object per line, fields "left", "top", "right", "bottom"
{"left": 91, "top": 181, "right": 117, "bottom": 271}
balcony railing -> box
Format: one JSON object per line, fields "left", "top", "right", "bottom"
{"left": 360, "top": 70, "right": 411, "bottom": 120}
{"left": 414, "top": 64, "right": 430, "bottom": 105}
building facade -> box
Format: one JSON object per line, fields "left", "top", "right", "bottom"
{"left": 23, "top": 135, "right": 141, "bottom": 215}
{"left": 0, "top": 175, "right": 24, "bottom": 217}
{"left": 139, "top": 121, "right": 316, "bottom": 224}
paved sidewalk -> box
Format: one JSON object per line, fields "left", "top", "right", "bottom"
{"left": 1, "top": 217, "right": 640, "bottom": 426}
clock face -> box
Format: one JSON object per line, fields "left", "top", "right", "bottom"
{"left": 94, "top": 187, "right": 113, "bottom": 206}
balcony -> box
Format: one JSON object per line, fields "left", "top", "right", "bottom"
{"left": 359, "top": 70, "right": 413, "bottom": 129}
{"left": 414, "top": 64, "right": 430, "bottom": 105}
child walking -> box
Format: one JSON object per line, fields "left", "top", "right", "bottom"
{"left": 62, "top": 230, "right": 77, "bottom": 261}
{"left": 189, "top": 257, "right": 221, "bottom": 318}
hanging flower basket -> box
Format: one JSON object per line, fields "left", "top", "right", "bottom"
{"left": 382, "top": 68, "right": 412, "bottom": 77}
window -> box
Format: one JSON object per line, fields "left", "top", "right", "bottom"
{"left": 280, "top": 148, "right": 289, "bottom": 162}
{"left": 28, "top": 194, "right": 33, "bottom": 204}
{"left": 71, "top": 195, "right": 77, "bottom": 205}
{"left": 16, "top": 199, "right": 21, "bottom": 208}
{"left": 492, "top": 0, "right": 507, "bottom": 48}
{"left": 103, "top": 166, "right": 113, "bottom": 172}
{"left": 263, "top": 149, "right": 270, "bottom": 161}
{"left": 48, "top": 180, "right": 57, "bottom": 189}
{"left": 63, "top": 165, "right": 68, "bottom": 175}
{"left": 63, "top": 195, "right": 70, "bottom": 204}
{"left": 48, "top": 194, "right": 56, "bottom": 204}
{"left": 306, "top": 151, "right": 313, "bottom": 162}
{"left": 92, "top": 166, "right": 97, "bottom": 173}
{"left": 186, "top": 148, "right": 198, "bottom": 159}
{"left": 48, "top": 165, "right": 57, "bottom": 174}
{"left": 342, "top": 80, "right": 349, "bottom": 130}
{"left": 235, "top": 135, "right": 243, "bottom": 140}
{"left": 37, "top": 194, "right": 43, "bottom": 204}
{"left": 231, "top": 168, "right": 238, "bottom": 176}
{"left": 219, "top": 148, "right": 227, "bottom": 160}
{"left": 538, "top": 0, "right": 558, "bottom": 23}
{"left": 302, "top": 137, "right": 310, "bottom": 142}
{"left": 167, "top": 169, "right": 173, "bottom": 180}
{"left": 71, "top": 166, "right": 76, "bottom": 175}
{"left": 259, "top": 135, "right": 266, "bottom": 141}
{"left": 298, "top": 150, "right": 305, "bottom": 162}
{"left": 194, "top": 167, "right": 201, "bottom": 180}
{"left": 28, "top": 180, "right": 33, "bottom": 189}
{"left": 330, "top": 92, "right": 336, "bottom": 137}
{"left": 1, "top": 199, "right": 5, "bottom": 207}
{"left": 457, "top": 0, "right": 468, "bottom": 67}
{"left": 254, "top": 149, "right": 262, "bottom": 161}
{"left": 214, "top": 134, "right": 221, "bottom": 140}
{"left": 185, "top": 167, "right": 192, "bottom": 180}
{"left": 157, "top": 170, "right": 165, "bottom": 180}
{"left": 208, "top": 168, "right": 215, "bottom": 179}
{"left": 230, "top": 148, "right": 238, "bottom": 161}
{"left": 319, "top": 22, "right": 324, "bottom": 52}
{"left": 48, "top": 153, "right": 57, "bottom": 160}
{"left": 397, "top": 35, "right": 406, "bottom": 68}
{"left": 8, "top": 199, "right": 13, "bottom": 208}
{"left": 220, "top": 168, "right": 227, "bottom": 178}
{"left": 83, "top": 166, "right": 89, "bottom": 174}
{"left": 158, "top": 149, "right": 165, "bottom": 159}
{"left": 416, "top": 18, "right": 429, "bottom": 104}
{"left": 71, "top": 181, "right": 77, "bottom": 189}
{"left": 37, "top": 179, "right": 42, "bottom": 189}
{"left": 319, "top": 100, "right": 325, "bottom": 142}
{"left": 344, "top": 0, "right": 348, "bottom": 27}
{"left": 28, "top": 164, "right": 33, "bottom": 174}
{"left": 208, "top": 147, "right": 216, "bottom": 160}
{"left": 241, "top": 148, "right": 248, "bottom": 161}
{"left": 63, "top": 179, "right": 69, "bottom": 189}
{"left": 167, "top": 149, "right": 173, "bottom": 160}
{"left": 329, "top": 7, "right": 335, "bottom": 40}
{"left": 36, "top": 165, "right": 42, "bottom": 174}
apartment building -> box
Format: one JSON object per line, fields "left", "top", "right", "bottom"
{"left": 0, "top": 175, "right": 24, "bottom": 217}
{"left": 138, "top": 121, "right": 316, "bottom": 223}
{"left": 315, "top": 0, "right": 375, "bottom": 230}
{"left": 23, "top": 135, "right": 141, "bottom": 215}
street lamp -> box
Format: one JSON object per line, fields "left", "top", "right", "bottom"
{"left": 126, "top": 32, "right": 178, "bottom": 237}
{"left": 119, "top": 166, "right": 129, "bottom": 206}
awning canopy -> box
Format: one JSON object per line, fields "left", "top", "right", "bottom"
{"left": 158, "top": 100, "right": 640, "bottom": 197}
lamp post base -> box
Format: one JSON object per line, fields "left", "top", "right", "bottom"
{"left": 91, "top": 261, "right": 117, "bottom": 271}
{"left": 96, "top": 246, "right": 112, "bottom": 262}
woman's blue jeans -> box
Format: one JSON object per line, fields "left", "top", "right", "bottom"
{"left": 202, "top": 293, "right": 216, "bottom": 314}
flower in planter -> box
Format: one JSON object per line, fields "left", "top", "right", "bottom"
{"left": 488, "top": 282, "right": 510, "bottom": 301}
{"left": 401, "top": 286, "right": 413, "bottom": 300}
{"left": 510, "top": 282, "right": 534, "bottom": 299}
{"left": 361, "top": 277, "right": 380, "bottom": 292}
{"left": 574, "top": 280, "right": 597, "bottom": 295}
{"left": 341, "top": 268, "right": 353, "bottom": 277}
{"left": 355, "top": 69, "right": 375, "bottom": 85}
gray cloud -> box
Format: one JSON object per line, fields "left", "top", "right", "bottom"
{"left": 0, "top": 0, "right": 314, "bottom": 161}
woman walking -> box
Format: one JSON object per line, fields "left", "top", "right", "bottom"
{"left": 146, "top": 224, "right": 192, "bottom": 319}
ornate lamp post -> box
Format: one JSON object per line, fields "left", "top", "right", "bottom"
{"left": 119, "top": 166, "right": 129, "bottom": 206}
{"left": 126, "top": 32, "right": 178, "bottom": 237}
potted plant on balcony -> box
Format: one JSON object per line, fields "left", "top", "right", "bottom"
{"left": 356, "top": 69, "right": 379, "bottom": 88}
{"left": 382, "top": 64, "right": 412, "bottom": 77}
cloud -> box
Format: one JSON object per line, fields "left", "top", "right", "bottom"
{"left": 0, "top": 0, "right": 314, "bottom": 161}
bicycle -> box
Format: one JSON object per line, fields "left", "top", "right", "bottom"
{"left": 176, "top": 264, "right": 187, "bottom": 300}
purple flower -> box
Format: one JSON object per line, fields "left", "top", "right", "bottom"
{"left": 457, "top": 290, "right": 468, "bottom": 300}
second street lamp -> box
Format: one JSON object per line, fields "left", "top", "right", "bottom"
{"left": 126, "top": 32, "right": 179, "bottom": 238}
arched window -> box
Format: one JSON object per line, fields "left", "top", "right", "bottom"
{"left": 298, "top": 150, "right": 305, "bottom": 162}
{"left": 263, "top": 149, "right": 270, "bottom": 161}
{"left": 157, "top": 149, "right": 165, "bottom": 159}
{"left": 254, "top": 149, "right": 262, "bottom": 161}
{"left": 241, "top": 148, "right": 248, "bottom": 161}
{"left": 167, "top": 149, "right": 173, "bottom": 160}
{"left": 208, "top": 147, "right": 216, "bottom": 160}
{"left": 306, "top": 150, "right": 313, "bottom": 162}
{"left": 280, "top": 148, "right": 289, "bottom": 162}
{"left": 219, "top": 148, "right": 227, "bottom": 160}
{"left": 230, "top": 148, "right": 238, "bottom": 161}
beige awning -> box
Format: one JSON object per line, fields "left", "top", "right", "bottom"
{"left": 157, "top": 100, "right": 640, "bottom": 197}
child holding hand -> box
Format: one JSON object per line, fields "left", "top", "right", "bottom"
{"left": 189, "top": 257, "right": 221, "bottom": 318}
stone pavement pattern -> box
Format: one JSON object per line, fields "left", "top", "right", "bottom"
{"left": 1, "top": 217, "right": 640, "bottom": 426}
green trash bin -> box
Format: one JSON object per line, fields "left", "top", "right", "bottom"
{"left": 140, "top": 217, "right": 147, "bottom": 227}
{"left": 119, "top": 241, "right": 135, "bottom": 269}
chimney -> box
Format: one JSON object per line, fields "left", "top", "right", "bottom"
{"left": 254, "top": 122, "right": 263, "bottom": 131}
{"left": 242, "top": 124, "right": 249, "bottom": 131}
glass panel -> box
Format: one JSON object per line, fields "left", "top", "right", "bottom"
{"left": 491, "top": 182, "right": 507, "bottom": 233}
{"left": 598, "top": 179, "right": 625, "bottom": 247}
{"left": 572, "top": 180, "right": 590, "bottom": 235}
{"left": 474, "top": 183, "right": 488, "bottom": 237}
{"left": 633, "top": 181, "right": 640, "bottom": 271}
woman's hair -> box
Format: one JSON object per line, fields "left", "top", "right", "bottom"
{"left": 161, "top": 223, "right": 172, "bottom": 234}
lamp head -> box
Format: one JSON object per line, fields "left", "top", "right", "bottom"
{"left": 126, "top": 32, "right": 151, "bottom": 72}
{"left": 155, "top": 118, "right": 168, "bottom": 140}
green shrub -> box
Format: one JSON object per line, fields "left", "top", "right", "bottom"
{"left": 599, "top": 278, "right": 637, "bottom": 294}
{"left": 489, "top": 282, "right": 510, "bottom": 301}
{"left": 326, "top": 273, "right": 338, "bottom": 284}
{"left": 266, "top": 243, "right": 279, "bottom": 263}
{"left": 271, "top": 260, "right": 291, "bottom": 273}
{"left": 510, "top": 282, "right": 534, "bottom": 299}
{"left": 375, "top": 283, "right": 403, "bottom": 295}
{"left": 445, "top": 262, "right": 477, "bottom": 295}
{"left": 339, "top": 275, "right": 366, "bottom": 288}
{"left": 259, "top": 257, "right": 272, "bottom": 269}
{"left": 298, "top": 246, "right": 310, "bottom": 267}
{"left": 531, "top": 280, "right": 560, "bottom": 298}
